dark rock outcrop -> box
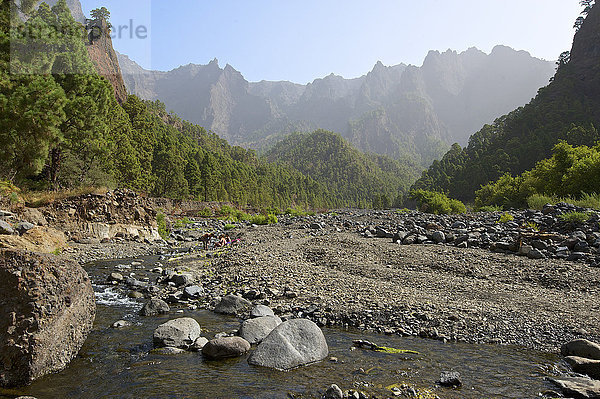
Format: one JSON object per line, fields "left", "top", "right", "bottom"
{"left": 0, "top": 250, "right": 96, "bottom": 387}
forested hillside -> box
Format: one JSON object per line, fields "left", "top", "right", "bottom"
{"left": 413, "top": 1, "right": 600, "bottom": 201}
{"left": 0, "top": 1, "right": 412, "bottom": 209}
{"left": 266, "top": 130, "right": 419, "bottom": 208}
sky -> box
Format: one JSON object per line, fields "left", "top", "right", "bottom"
{"left": 79, "top": 0, "right": 584, "bottom": 84}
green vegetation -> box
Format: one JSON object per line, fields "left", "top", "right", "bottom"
{"left": 475, "top": 142, "right": 600, "bottom": 209}
{"left": 224, "top": 224, "right": 236, "bottom": 231}
{"left": 559, "top": 211, "right": 591, "bottom": 224}
{"left": 249, "top": 213, "right": 278, "bottom": 225}
{"left": 173, "top": 217, "right": 192, "bottom": 229}
{"left": 413, "top": 3, "right": 599, "bottom": 203}
{"left": 374, "top": 346, "right": 420, "bottom": 355}
{"left": 409, "top": 189, "right": 466, "bottom": 215}
{"left": 156, "top": 212, "right": 168, "bottom": 240}
{"left": 266, "top": 130, "right": 419, "bottom": 208}
{"left": 285, "top": 207, "right": 315, "bottom": 217}
{"left": 525, "top": 221, "right": 540, "bottom": 231}
{"left": 476, "top": 205, "right": 502, "bottom": 212}
{"left": 497, "top": 213, "right": 514, "bottom": 223}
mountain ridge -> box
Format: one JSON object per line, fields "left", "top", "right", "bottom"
{"left": 118, "top": 47, "right": 555, "bottom": 166}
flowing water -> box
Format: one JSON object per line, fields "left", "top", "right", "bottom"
{"left": 1, "top": 256, "right": 568, "bottom": 399}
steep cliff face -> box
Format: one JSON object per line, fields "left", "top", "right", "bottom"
{"left": 569, "top": 3, "right": 600, "bottom": 119}
{"left": 86, "top": 19, "right": 128, "bottom": 104}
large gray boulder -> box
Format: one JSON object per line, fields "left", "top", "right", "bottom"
{"left": 0, "top": 249, "right": 96, "bottom": 387}
{"left": 549, "top": 377, "right": 600, "bottom": 398}
{"left": 565, "top": 356, "right": 600, "bottom": 380}
{"left": 214, "top": 294, "right": 252, "bottom": 315}
{"left": 248, "top": 319, "right": 328, "bottom": 370}
{"left": 140, "top": 298, "right": 170, "bottom": 316}
{"left": 238, "top": 316, "right": 282, "bottom": 345}
{"left": 153, "top": 318, "right": 201, "bottom": 349}
{"left": 202, "top": 336, "right": 250, "bottom": 359}
{"left": 562, "top": 339, "right": 600, "bottom": 360}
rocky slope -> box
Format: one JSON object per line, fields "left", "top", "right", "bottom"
{"left": 118, "top": 47, "right": 554, "bottom": 165}
{"left": 86, "top": 18, "right": 128, "bottom": 104}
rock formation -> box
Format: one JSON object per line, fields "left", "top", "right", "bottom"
{"left": 0, "top": 250, "right": 96, "bottom": 387}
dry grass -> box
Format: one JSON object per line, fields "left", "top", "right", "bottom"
{"left": 23, "top": 186, "right": 109, "bottom": 208}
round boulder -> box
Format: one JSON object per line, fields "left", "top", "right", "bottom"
{"left": 250, "top": 304, "right": 274, "bottom": 318}
{"left": 202, "top": 336, "right": 251, "bottom": 359}
{"left": 214, "top": 294, "right": 252, "bottom": 315}
{"left": 0, "top": 249, "right": 96, "bottom": 387}
{"left": 140, "top": 298, "right": 170, "bottom": 316}
{"left": 239, "top": 316, "right": 282, "bottom": 345}
{"left": 153, "top": 318, "right": 201, "bottom": 349}
{"left": 248, "top": 319, "right": 328, "bottom": 371}
{"left": 561, "top": 339, "right": 600, "bottom": 360}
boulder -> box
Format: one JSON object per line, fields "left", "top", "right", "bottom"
{"left": 562, "top": 339, "right": 600, "bottom": 360}
{"left": 151, "top": 347, "right": 186, "bottom": 355}
{"left": 250, "top": 304, "right": 275, "bottom": 318}
{"left": 239, "top": 316, "right": 282, "bottom": 345}
{"left": 183, "top": 285, "right": 203, "bottom": 299}
{"left": 565, "top": 356, "right": 600, "bottom": 380}
{"left": 14, "top": 222, "right": 35, "bottom": 236}
{"left": 248, "top": 319, "right": 328, "bottom": 371}
{"left": 202, "top": 336, "right": 250, "bottom": 359}
{"left": 153, "top": 318, "right": 201, "bottom": 349}
{"left": 20, "top": 208, "right": 47, "bottom": 226}
{"left": 140, "top": 298, "right": 170, "bottom": 316}
{"left": 0, "top": 249, "right": 96, "bottom": 387}
{"left": 549, "top": 377, "right": 600, "bottom": 398}
{"left": 214, "top": 294, "right": 252, "bottom": 315}
{"left": 0, "top": 220, "right": 14, "bottom": 235}
{"left": 169, "top": 273, "right": 193, "bottom": 287}
{"left": 190, "top": 337, "right": 209, "bottom": 351}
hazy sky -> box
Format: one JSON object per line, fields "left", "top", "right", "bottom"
{"left": 79, "top": 0, "right": 584, "bottom": 84}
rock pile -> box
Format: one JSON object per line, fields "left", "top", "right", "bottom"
{"left": 550, "top": 339, "right": 600, "bottom": 398}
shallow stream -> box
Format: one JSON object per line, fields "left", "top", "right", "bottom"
{"left": 1, "top": 255, "right": 568, "bottom": 398}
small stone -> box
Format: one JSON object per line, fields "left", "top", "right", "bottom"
{"left": 153, "top": 318, "right": 201, "bottom": 349}
{"left": 170, "top": 273, "right": 193, "bottom": 287}
{"left": 323, "top": 384, "right": 343, "bottom": 399}
{"left": 108, "top": 272, "right": 123, "bottom": 283}
{"left": 183, "top": 285, "right": 203, "bottom": 299}
{"left": 151, "top": 347, "right": 186, "bottom": 355}
{"left": 14, "top": 222, "right": 35, "bottom": 235}
{"left": 111, "top": 320, "right": 130, "bottom": 328}
{"left": 128, "top": 291, "right": 144, "bottom": 299}
{"left": 202, "top": 336, "right": 251, "bottom": 359}
{"left": 140, "top": 298, "right": 170, "bottom": 316}
{"left": 439, "top": 371, "right": 462, "bottom": 387}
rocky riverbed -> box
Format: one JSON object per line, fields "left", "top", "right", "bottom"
{"left": 88, "top": 207, "right": 600, "bottom": 354}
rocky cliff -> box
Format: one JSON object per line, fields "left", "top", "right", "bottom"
{"left": 86, "top": 19, "right": 128, "bottom": 104}
{"left": 118, "top": 47, "right": 555, "bottom": 165}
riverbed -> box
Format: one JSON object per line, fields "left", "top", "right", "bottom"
{"left": 0, "top": 253, "right": 569, "bottom": 399}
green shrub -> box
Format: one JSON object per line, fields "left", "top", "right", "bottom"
{"left": 173, "top": 217, "right": 192, "bottom": 229}
{"left": 476, "top": 205, "right": 503, "bottom": 212}
{"left": 250, "top": 214, "right": 278, "bottom": 225}
{"left": 198, "top": 207, "right": 213, "bottom": 217}
{"left": 574, "top": 193, "right": 600, "bottom": 210}
{"left": 409, "top": 189, "right": 466, "bottom": 215}
{"left": 497, "top": 213, "right": 514, "bottom": 223}
{"left": 224, "top": 224, "right": 236, "bottom": 230}
{"left": 285, "top": 207, "right": 314, "bottom": 217}
{"left": 156, "top": 212, "right": 169, "bottom": 240}
{"left": 527, "top": 194, "right": 558, "bottom": 210}
{"left": 524, "top": 221, "right": 540, "bottom": 231}
{"left": 559, "top": 211, "right": 590, "bottom": 224}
